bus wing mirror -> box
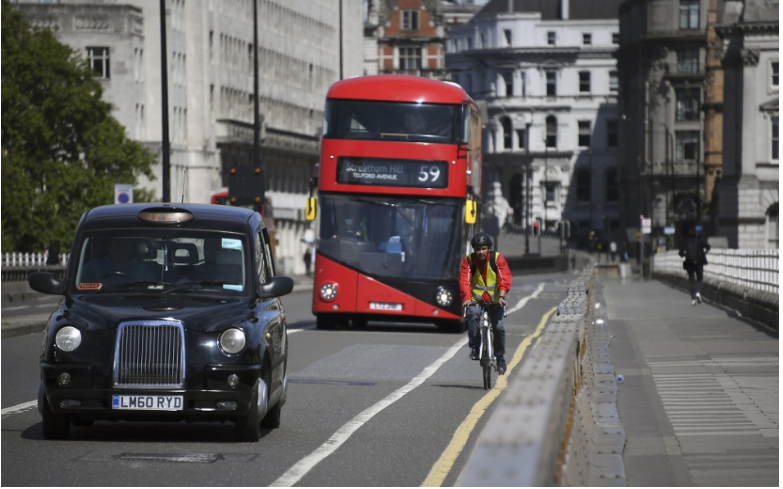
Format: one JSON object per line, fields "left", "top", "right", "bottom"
{"left": 305, "top": 197, "right": 318, "bottom": 221}
{"left": 465, "top": 200, "right": 477, "bottom": 225}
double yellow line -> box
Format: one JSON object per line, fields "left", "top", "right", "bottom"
{"left": 421, "top": 306, "right": 558, "bottom": 487}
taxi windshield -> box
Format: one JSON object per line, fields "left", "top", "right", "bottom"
{"left": 73, "top": 231, "right": 248, "bottom": 294}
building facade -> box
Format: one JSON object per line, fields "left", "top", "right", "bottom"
{"left": 617, "top": 0, "right": 712, "bottom": 253}
{"left": 715, "top": 0, "right": 779, "bottom": 249}
{"left": 16, "top": 0, "right": 365, "bottom": 275}
{"left": 447, "top": 0, "right": 623, "bottom": 242}
{"left": 364, "top": 0, "right": 449, "bottom": 79}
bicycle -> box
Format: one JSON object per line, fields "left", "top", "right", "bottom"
{"left": 464, "top": 301, "right": 506, "bottom": 390}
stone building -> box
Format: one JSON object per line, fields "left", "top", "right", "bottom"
{"left": 446, "top": 0, "right": 623, "bottom": 242}
{"left": 715, "top": 0, "right": 779, "bottom": 249}
{"left": 15, "top": 0, "right": 365, "bottom": 275}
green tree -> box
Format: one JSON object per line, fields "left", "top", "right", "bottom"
{"left": 1, "top": 1, "right": 156, "bottom": 253}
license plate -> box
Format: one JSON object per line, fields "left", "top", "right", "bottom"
{"left": 369, "top": 302, "right": 403, "bottom": 311}
{"left": 112, "top": 394, "right": 183, "bottom": 411}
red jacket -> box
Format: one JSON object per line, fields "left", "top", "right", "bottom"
{"left": 459, "top": 252, "right": 512, "bottom": 304}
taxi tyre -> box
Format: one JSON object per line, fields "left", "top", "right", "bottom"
{"left": 39, "top": 382, "right": 71, "bottom": 440}
{"left": 235, "top": 379, "right": 267, "bottom": 442}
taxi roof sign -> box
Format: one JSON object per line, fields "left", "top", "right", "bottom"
{"left": 138, "top": 207, "right": 194, "bottom": 225}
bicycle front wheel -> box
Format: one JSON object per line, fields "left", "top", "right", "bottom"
{"left": 482, "top": 362, "right": 492, "bottom": 390}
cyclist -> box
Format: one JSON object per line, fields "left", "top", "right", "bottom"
{"left": 460, "top": 232, "right": 512, "bottom": 375}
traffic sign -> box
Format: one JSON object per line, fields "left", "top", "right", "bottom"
{"left": 115, "top": 184, "right": 133, "bottom": 204}
{"left": 641, "top": 218, "right": 651, "bottom": 235}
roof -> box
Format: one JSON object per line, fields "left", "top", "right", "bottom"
{"left": 326, "top": 75, "right": 470, "bottom": 104}
{"left": 477, "top": 0, "right": 622, "bottom": 20}
{"left": 79, "top": 203, "right": 257, "bottom": 234}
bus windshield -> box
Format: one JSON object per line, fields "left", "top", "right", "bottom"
{"left": 324, "top": 100, "right": 461, "bottom": 144}
{"left": 318, "top": 194, "right": 464, "bottom": 280}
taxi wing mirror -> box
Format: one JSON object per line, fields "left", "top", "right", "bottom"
{"left": 465, "top": 200, "right": 477, "bottom": 225}
{"left": 29, "top": 272, "right": 64, "bottom": 295}
{"left": 305, "top": 197, "right": 317, "bottom": 221}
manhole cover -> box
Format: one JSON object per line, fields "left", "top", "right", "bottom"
{"left": 115, "top": 453, "right": 224, "bottom": 463}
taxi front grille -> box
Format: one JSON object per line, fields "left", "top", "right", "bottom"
{"left": 113, "top": 321, "right": 185, "bottom": 389}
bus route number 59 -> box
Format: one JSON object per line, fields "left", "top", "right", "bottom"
{"left": 418, "top": 166, "right": 441, "bottom": 183}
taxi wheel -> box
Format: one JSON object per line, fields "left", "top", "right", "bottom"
{"left": 235, "top": 391, "right": 261, "bottom": 442}
{"left": 261, "top": 402, "right": 282, "bottom": 429}
{"left": 41, "top": 396, "right": 71, "bottom": 440}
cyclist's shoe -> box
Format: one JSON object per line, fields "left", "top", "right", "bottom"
{"left": 497, "top": 358, "right": 507, "bottom": 375}
{"left": 696, "top": 292, "right": 702, "bottom": 304}
{"left": 691, "top": 299, "right": 697, "bottom": 306}
{"left": 469, "top": 348, "right": 479, "bottom": 361}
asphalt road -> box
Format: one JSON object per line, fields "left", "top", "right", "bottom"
{"left": 1, "top": 272, "right": 573, "bottom": 487}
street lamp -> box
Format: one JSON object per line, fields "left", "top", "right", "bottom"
{"left": 524, "top": 122, "right": 531, "bottom": 255}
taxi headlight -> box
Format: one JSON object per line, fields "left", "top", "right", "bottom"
{"left": 55, "top": 326, "right": 82, "bottom": 352}
{"left": 435, "top": 286, "right": 453, "bottom": 307}
{"left": 319, "top": 283, "right": 338, "bottom": 301}
{"left": 219, "top": 328, "right": 246, "bottom": 355}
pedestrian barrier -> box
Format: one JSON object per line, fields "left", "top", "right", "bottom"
{"left": 459, "top": 266, "right": 626, "bottom": 486}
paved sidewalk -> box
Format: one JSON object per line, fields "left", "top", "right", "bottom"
{"left": 601, "top": 276, "right": 779, "bottom": 487}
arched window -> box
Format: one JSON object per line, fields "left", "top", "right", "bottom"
{"left": 767, "top": 203, "right": 779, "bottom": 249}
{"left": 605, "top": 168, "right": 619, "bottom": 202}
{"left": 546, "top": 115, "right": 557, "bottom": 148}
{"left": 576, "top": 168, "right": 591, "bottom": 202}
{"left": 501, "top": 117, "right": 512, "bottom": 150}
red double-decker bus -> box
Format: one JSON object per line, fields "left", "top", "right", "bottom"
{"left": 307, "top": 75, "right": 483, "bottom": 332}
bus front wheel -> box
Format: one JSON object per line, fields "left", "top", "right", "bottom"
{"left": 316, "top": 315, "right": 337, "bottom": 330}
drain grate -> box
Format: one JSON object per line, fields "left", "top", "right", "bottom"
{"left": 115, "top": 453, "right": 224, "bottom": 463}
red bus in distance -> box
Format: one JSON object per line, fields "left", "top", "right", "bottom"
{"left": 308, "top": 75, "right": 483, "bottom": 332}
{"left": 211, "top": 190, "right": 229, "bottom": 206}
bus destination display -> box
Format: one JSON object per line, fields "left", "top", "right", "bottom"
{"left": 336, "top": 157, "right": 448, "bottom": 189}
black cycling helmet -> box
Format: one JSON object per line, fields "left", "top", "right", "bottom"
{"left": 471, "top": 232, "right": 493, "bottom": 249}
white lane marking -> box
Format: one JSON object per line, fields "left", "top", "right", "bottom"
{"left": 2, "top": 305, "right": 32, "bottom": 311}
{"left": 270, "top": 338, "right": 467, "bottom": 487}
{"left": 507, "top": 283, "right": 545, "bottom": 315}
{"left": 272, "top": 283, "right": 547, "bottom": 486}
{"left": 1, "top": 400, "right": 37, "bottom": 417}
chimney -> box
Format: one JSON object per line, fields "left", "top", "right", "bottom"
{"left": 561, "top": 0, "right": 569, "bottom": 20}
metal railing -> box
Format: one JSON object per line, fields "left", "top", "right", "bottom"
{"left": 2, "top": 252, "right": 70, "bottom": 268}
{"left": 654, "top": 249, "right": 779, "bottom": 294}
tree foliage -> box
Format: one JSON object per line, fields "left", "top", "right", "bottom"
{"left": 1, "top": 1, "right": 156, "bottom": 253}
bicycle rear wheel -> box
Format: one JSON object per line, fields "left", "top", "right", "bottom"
{"left": 481, "top": 325, "right": 493, "bottom": 390}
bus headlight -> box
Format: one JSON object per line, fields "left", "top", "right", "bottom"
{"left": 320, "top": 283, "right": 338, "bottom": 301}
{"left": 219, "top": 328, "right": 246, "bottom": 354}
{"left": 55, "top": 326, "right": 82, "bottom": 352}
{"left": 435, "top": 286, "right": 453, "bottom": 307}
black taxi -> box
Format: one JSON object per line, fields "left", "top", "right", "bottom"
{"left": 28, "top": 203, "right": 294, "bottom": 441}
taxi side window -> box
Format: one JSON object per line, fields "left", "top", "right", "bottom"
{"left": 255, "top": 230, "right": 274, "bottom": 284}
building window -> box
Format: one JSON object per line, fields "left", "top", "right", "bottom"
{"left": 87, "top": 47, "right": 110, "bottom": 79}
{"left": 609, "top": 71, "right": 618, "bottom": 92}
{"left": 767, "top": 204, "right": 779, "bottom": 249}
{"left": 607, "top": 120, "right": 618, "bottom": 147}
{"left": 578, "top": 120, "right": 591, "bottom": 147}
{"left": 677, "top": 49, "right": 700, "bottom": 73}
{"left": 519, "top": 72, "right": 526, "bottom": 97}
{"left": 578, "top": 71, "right": 591, "bottom": 93}
{"left": 401, "top": 10, "right": 419, "bottom": 31}
{"left": 772, "top": 116, "right": 779, "bottom": 160}
{"left": 501, "top": 117, "right": 512, "bottom": 150}
{"left": 516, "top": 128, "right": 527, "bottom": 150}
{"left": 547, "top": 31, "right": 556, "bottom": 45}
{"left": 546, "top": 115, "right": 557, "bottom": 148}
{"left": 480, "top": 32, "right": 487, "bottom": 48}
{"left": 466, "top": 37, "right": 473, "bottom": 50}
{"left": 676, "top": 130, "right": 700, "bottom": 161}
{"left": 676, "top": 88, "right": 701, "bottom": 121}
{"left": 576, "top": 169, "right": 591, "bottom": 202}
{"left": 545, "top": 183, "right": 556, "bottom": 203}
{"left": 772, "top": 61, "right": 779, "bottom": 88}
{"left": 546, "top": 71, "right": 557, "bottom": 97}
{"left": 502, "top": 71, "right": 514, "bottom": 97}
{"left": 679, "top": 0, "right": 700, "bottom": 29}
{"left": 582, "top": 33, "right": 592, "bottom": 45}
{"left": 504, "top": 29, "right": 512, "bottom": 46}
{"left": 398, "top": 47, "right": 421, "bottom": 70}
{"left": 606, "top": 168, "right": 619, "bottom": 202}
{"left": 612, "top": 32, "right": 619, "bottom": 44}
